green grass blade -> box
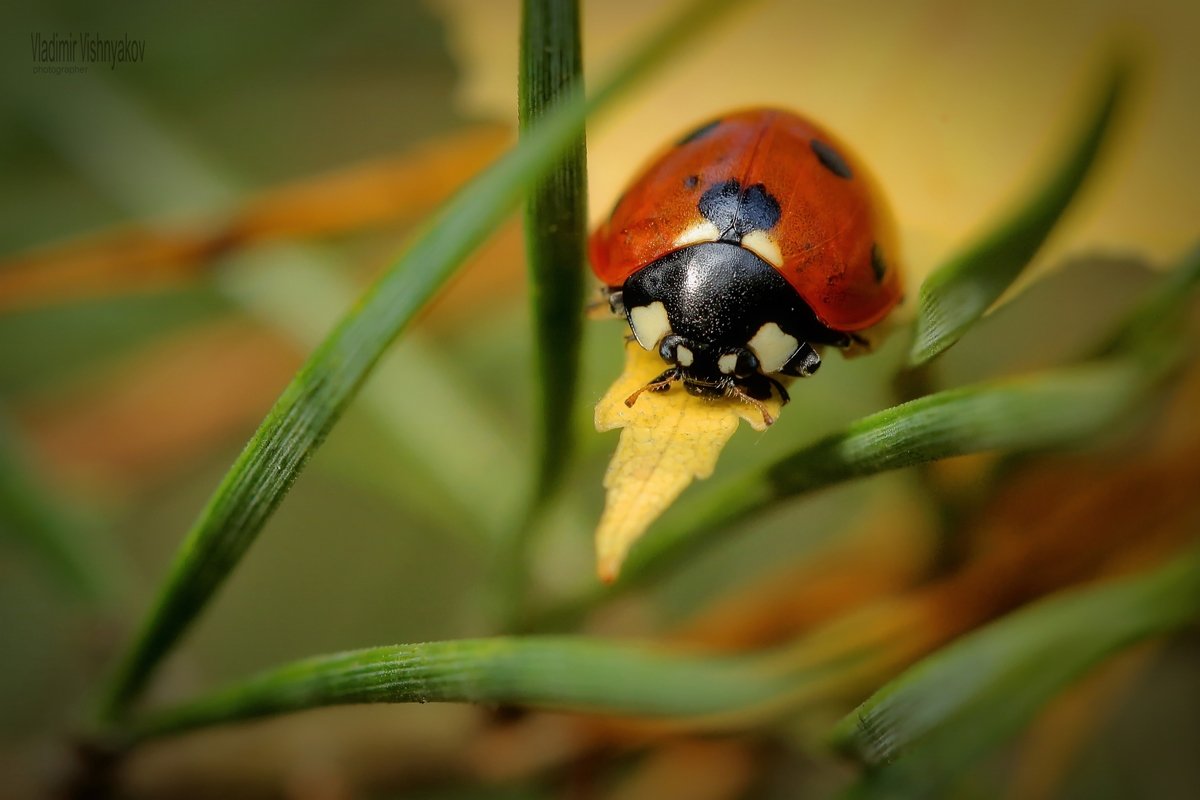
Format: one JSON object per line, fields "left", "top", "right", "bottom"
{"left": 98, "top": 0, "right": 752, "bottom": 721}
{"left": 617, "top": 359, "right": 1152, "bottom": 588}
{"left": 908, "top": 56, "right": 1131, "bottom": 365}
{"left": 122, "top": 636, "right": 805, "bottom": 745}
{"left": 830, "top": 547, "right": 1200, "bottom": 797}
{"left": 521, "top": 0, "right": 588, "bottom": 503}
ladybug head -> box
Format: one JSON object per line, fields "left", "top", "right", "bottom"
{"left": 657, "top": 333, "right": 761, "bottom": 394}
{"left": 616, "top": 242, "right": 836, "bottom": 424}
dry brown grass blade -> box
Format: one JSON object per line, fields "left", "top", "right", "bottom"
{"left": 0, "top": 126, "right": 509, "bottom": 311}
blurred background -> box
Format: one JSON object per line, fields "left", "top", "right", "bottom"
{"left": 1, "top": 0, "right": 1198, "bottom": 797}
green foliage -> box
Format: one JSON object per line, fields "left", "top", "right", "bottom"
{"left": 7, "top": 15, "right": 1189, "bottom": 798}
{"left": 831, "top": 547, "right": 1200, "bottom": 798}
{"left": 97, "top": 42, "right": 1200, "bottom": 765}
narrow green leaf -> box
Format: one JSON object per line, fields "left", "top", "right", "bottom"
{"left": 830, "top": 547, "right": 1200, "bottom": 797}
{"left": 122, "top": 636, "right": 809, "bottom": 745}
{"left": 909, "top": 56, "right": 1131, "bottom": 365}
{"left": 617, "top": 359, "right": 1151, "bottom": 588}
{"left": 98, "top": 0, "right": 752, "bottom": 721}
{"left": 521, "top": 0, "right": 588, "bottom": 503}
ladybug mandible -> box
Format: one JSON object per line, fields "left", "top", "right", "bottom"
{"left": 590, "top": 108, "right": 902, "bottom": 424}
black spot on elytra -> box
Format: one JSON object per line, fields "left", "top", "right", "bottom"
{"left": 684, "top": 174, "right": 700, "bottom": 190}
{"left": 741, "top": 184, "right": 782, "bottom": 232}
{"left": 699, "top": 179, "right": 740, "bottom": 231}
{"left": 870, "top": 243, "right": 887, "bottom": 282}
{"left": 698, "top": 179, "right": 781, "bottom": 240}
{"left": 811, "top": 139, "right": 853, "bottom": 179}
{"left": 676, "top": 119, "right": 721, "bottom": 146}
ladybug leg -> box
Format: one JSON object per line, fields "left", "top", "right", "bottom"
{"left": 624, "top": 368, "right": 681, "bottom": 407}
{"left": 766, "top": 375, "right": 791, "bottom": 406}
{"left": 727, "top": 383, "right": 776, "bottom": 427}
{"left": 731, "top": 371, "right": 790, "bottom": 405}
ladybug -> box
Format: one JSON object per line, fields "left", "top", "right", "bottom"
{"left": 590, "top": 108, "right": 902, "bottom": 424}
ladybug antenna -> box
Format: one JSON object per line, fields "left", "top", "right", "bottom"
{"left": 728, "top": 384, "right": 775, "bottom": 427}
{"left": 624, "top": 368, "right": 680, "bottom": 408}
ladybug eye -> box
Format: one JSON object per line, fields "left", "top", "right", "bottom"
{"left": 659, "top": 335, "right": 697, "bottom": 368}
{"left": 735, "top": 350, "right": 759, "bottom": 377}
{"left": 719, "top": 349, "right": 759, "bottom": 377}
{"left": 659, "top": 335, "right": 683, "bottom": 364}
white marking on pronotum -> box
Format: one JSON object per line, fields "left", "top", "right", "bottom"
{"left": 741, "top": 230, "right": 783, "bottom": 267}
{"left": 675, "top": 345, "right": 694, "bottom": 367}
{"left": 748, "top": 322, "right": 799, "bottom": 373}
{"left": 718, "top": 353, "right": 738, "bottom": 374}
{"left": 672, "top": 220, "right": 721, "bottom": 249}
{"left": 628, "top": 301, "right": 671, "bottom": 351}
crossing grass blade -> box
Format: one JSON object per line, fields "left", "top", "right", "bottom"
{"left": 908, "top": 56, "right": 1132, "bottom": 365}
{"left": 830, "top": 547, "right": 1200, "bottom": 797}
{"left": 98, "top": 0, "right": 751, "bottom": 721}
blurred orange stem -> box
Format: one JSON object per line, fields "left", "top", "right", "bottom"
{"left": 0, "top": 126, "right": 509, "bottom": 311}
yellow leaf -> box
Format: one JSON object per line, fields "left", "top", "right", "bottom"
{"left": 593, "top": 343, "right": 784, "bottom": 582}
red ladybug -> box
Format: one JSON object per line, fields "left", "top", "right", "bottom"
{"left": 590, "top": 108, "right": 902, "bottom": 423}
